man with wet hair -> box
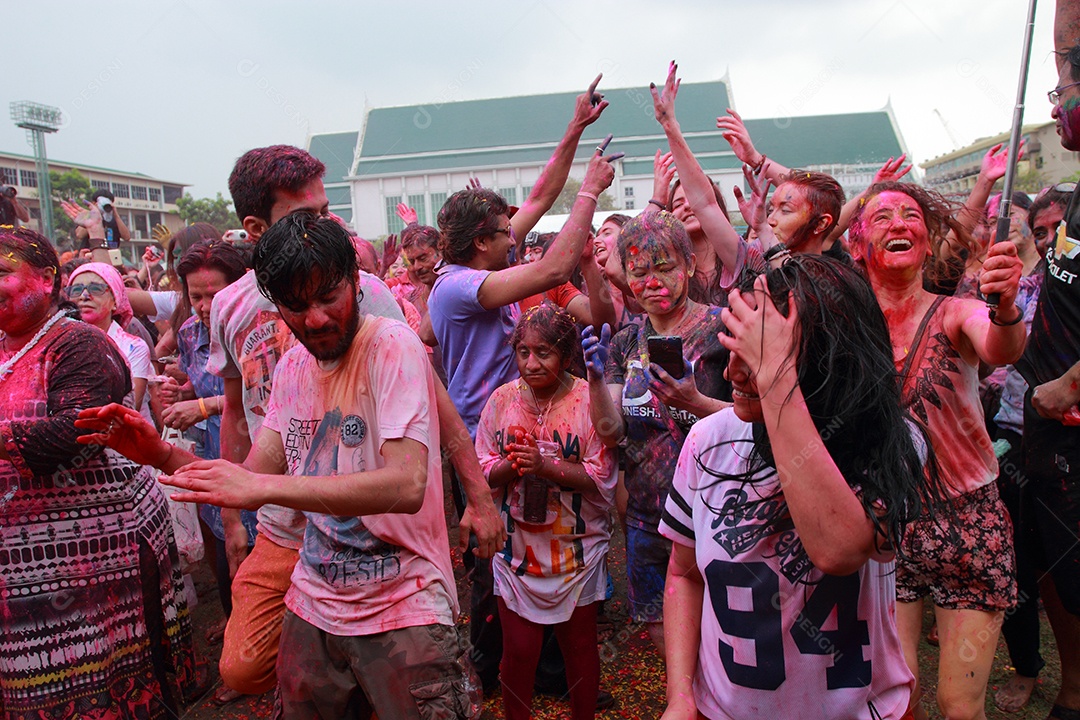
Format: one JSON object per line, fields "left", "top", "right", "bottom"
{"left": 83, "top": 211, "right": 482, "bottom": 719}
{"left": 206, "top": 145, "right": 501, "bottom": 702}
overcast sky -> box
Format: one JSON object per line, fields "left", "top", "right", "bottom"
{"left": 2, "top": 1, "right": 1060, "bottom": 199}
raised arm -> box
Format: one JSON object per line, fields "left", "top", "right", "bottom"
{"left": 651, "top": 62, "right": 744, "bottom": 274}
{"left": 511, "top": 74, "right": 609, "bottom": 238}
{"left": 645, "top": 150, "right": 677, "bottom": 215}
{"left": 60, "top": 199, "right": 111, "bottom": 264}
{"left": 717, "top": 108, "right": 790, "bottom": 185}
{"left": 570, "top": 235, "right": 618, "bottom": 330}
{"left": 478, "top": 149, "right": 616, "bottom": 310}
{"left": 956, "top": 143, "right": 1021, "bottom": 239}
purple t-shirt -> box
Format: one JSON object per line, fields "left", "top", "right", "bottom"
{"left": 428, "top": 264, "right": 519, "bottom": 437}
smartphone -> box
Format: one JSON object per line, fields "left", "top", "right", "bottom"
{"left": 647, "top": 335, "right": 685, "bottom": 379}
{"left": 108, "top": 248, "right": 123, "bottom": 266}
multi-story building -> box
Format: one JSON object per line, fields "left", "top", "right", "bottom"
{"left": 307, "top": 79, "right": 910, "bottom": 238}
{"left": 921, "top": 121, "right": 1080, "bottom": 198}
{"left": 0, "top": 150, "right": 187, "bottom": 258}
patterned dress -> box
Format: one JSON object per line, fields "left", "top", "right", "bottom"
{"left": 0, "top": 317, "right": 196, "bottom": 719}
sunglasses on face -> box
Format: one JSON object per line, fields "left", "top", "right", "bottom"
{"left": 64, "top": 282, "right": 110, "bottom": 298}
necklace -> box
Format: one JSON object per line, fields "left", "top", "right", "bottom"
{"left": 0, "top": 310, "right": 66, "bottom": 381}
{"left": 527, "top": 382, "right": 558, "bottom": 432}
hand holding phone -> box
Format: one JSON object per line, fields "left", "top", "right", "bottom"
{"left": 647, "top": 335, "right": 685, "bottom": 380}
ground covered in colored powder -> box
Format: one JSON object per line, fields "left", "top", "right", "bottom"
{"left": 175, "top": 481, "right": 1061, "bottom": 719}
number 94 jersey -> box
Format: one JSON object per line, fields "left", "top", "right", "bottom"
{"left": 659, "top": 410, "right": 914, "bottom": 720}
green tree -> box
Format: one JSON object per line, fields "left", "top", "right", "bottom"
{"left": 549, "top": 177, "right": 619, "bottom": 213}
{"left": 176, "top": 192, "right": 240, "bottom": 230}
{"left": 1008, "top": 166, "right": 1047, "bottom": 194}
{"left": 49, "top": 169, "right": 94, "bottom": 251}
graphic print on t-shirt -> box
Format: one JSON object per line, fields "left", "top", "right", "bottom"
{"left": 293, "top": 407, "right": 402, "bottom": 588}
{"left": 1056, "top": 222, "right": 1080, "bottom": 262}
{"left": 239, "top": 310, "right": 295, "bottom": 418}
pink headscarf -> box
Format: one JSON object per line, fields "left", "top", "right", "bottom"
{"left": 67, "top": 262, "right": 134, "bottom": 328}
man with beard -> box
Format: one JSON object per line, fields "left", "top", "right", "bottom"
{"left": 78, "top": 211, "right": 481, "bottom": 719}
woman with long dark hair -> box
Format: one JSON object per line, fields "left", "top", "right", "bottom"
{"left": 660, "top": 255, "right": 941, "bottom": 719}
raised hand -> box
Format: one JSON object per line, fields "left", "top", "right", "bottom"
{"left": 381, "top": 234, "right": 400, "bottom": 278}
{"left": 717, "top": 108, "right": 764, "bottom": 168}
{"left": 581, "top": 324, "right": 611, "bottom": 379}
{"left": 651, "top": 150, "right": 676, "bottom": 210}
{"left": 395, "top": 203, "right": 418, "bottom": 226}
{"left": 60, "top": 199, "right": 105, "bottom": 237}
{"left": 650, "top": 61, "right": 681, "bottom": 126}
{"left": 733, "top": 164, "right": 773, "bottom": 234}
{"left": 572, "top": 73, "right": 609, "bottom": 129}
{"left": 581, "top": 136, "right": 620, "bottom": 195}
{"left": 979, "top": 141, "right": 1025, "bottom": 185}
{"left": 873, "top": 155, "right": 913, "bottom": 184}
{"left": 466, "top": 177, "right": 482, "bottom": 191}
{"left": 151, "top": 223, "right": 172, "bottom": 244}
{"left": 75, "top": 403, "right": 172, "bottom": 468}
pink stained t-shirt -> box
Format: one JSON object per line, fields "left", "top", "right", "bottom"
{"left": 659, "top": 410, "right": 913, "bottom": 720}
{"left": 263, "top": 315, "right": 457, "bottom": 635}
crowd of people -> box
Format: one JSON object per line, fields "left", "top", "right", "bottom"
{"left": 2, "top": 6, "right": 1080, "bottom": 719}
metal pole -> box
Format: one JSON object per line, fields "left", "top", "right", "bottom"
{"left": 29, "top": 129, "right": 55, "bottom": 241}
{"left": 988, "top": 0, "right": 1038, "bottom": 311}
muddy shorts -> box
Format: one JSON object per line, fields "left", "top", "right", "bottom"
{"left": 277, "top": 612, "right": 482, "bottom": 719}
{"left": 896, "top": 482, "right": 1016, "bottom": 611}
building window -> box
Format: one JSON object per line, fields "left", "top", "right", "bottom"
{"left": 625, "top": 200, "right": 635, "bottom": 210}
{"left": 112, "top": 183, "right": 130, "bottom": 199}
{"left": 132, "top": 185, "right": 148, "bottom": 201}
{"left": 133, "top": 213, "right": 149, "bottom": 239}
{"left": 407, "top": 194, "right": 426, "bottom": 226}
{"left": 0, "top": 167, "right": 16, "bottom": 186}
{"left": 624, "top": 186, "right": 634, "bottom": 197}
{"left": 91, "top": 179, "right": 110, "bottom": 192}
{"left": 149, "top": 212, "right": 162, "bottom": 228}
{"left": 498, "top": 187, "right": 518, "bottom": 205}
{"left": 19, "top": 170, "right": 37, "bottom": 188}
{"left": 386, "top": 195, "right": 404, "bottom": 233}
{"left": 148, "top": 187, "right": 162, "bottom": 203}
{"left": 430, "top": 192, "right": 448, "bottom": 218}
{"left": 521, "top": 185, "right": 533, "bottom": 199}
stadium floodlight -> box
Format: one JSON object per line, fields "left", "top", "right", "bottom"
{"left": 10, "top": 102, "right": 62, "bottom": 239}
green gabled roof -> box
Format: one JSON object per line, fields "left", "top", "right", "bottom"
{"left": 308, "top": 131, "right": 358, "bottom": 184}
{"left": 743, "top": 112, "right": 903, "bottom": 168}
{"left": 356, "top": 80, "right": 731, "bottom": 161}
{"left": 345, "top": 81, "right": 902, "bottom": 179}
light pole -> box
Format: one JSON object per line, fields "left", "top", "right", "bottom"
{"left": 9, "top": 102, "right": 62, "bottom": 240}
